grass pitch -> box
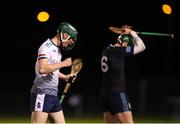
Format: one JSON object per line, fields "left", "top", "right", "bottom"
{"left": 0, "top": 115, "right": 180, "bottom": 123}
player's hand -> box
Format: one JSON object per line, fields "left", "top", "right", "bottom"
{"left": 109, "top": 25, "right": 133, "bottom": 34}
{"left": 121, "top": 25, "right": 133, "bottom": 34}
{"left": 122, "top": 25, "right": 133, "bottom": 29}
{"left": 67, "top": 74, "right": 77, "bottom": 83}
{"left": 62, "top": 58, "right": 72, "bottom": 67}
{"left": 109, "top": 26, "right": 123, "bottom": 34}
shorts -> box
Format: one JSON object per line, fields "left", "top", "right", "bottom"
{"left": 30, "top": 93, "right": 62, "bottom": 113}
{"left": 101, "top": 91, "right": 132, "bottom": 114}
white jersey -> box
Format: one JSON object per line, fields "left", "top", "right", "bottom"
{"left": 31, "top": 38, "right": 62, "bottom": 96}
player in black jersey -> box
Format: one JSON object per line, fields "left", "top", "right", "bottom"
{"left": 101, "top": 25, "right": 146, "bottom": 123}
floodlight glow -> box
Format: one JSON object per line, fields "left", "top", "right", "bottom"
{"left": 162, "top": 4, "right": 172, "bottom": 15}
{"left": 37, "top": 11, "right": 49, "bottom": 22}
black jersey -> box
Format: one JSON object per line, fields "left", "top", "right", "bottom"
{"left": 101, "top": 45, "right": 134, "bottom": 92}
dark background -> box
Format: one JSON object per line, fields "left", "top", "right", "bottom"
{"left": 0, "top": 0, "right": 179, "bottom": 121}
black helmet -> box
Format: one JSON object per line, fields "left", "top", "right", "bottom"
{"left": 57, "top": 22, "right": 78, "bottom": 51}
{"left": 117, "top": 34, "right": 133, "bottom": 45}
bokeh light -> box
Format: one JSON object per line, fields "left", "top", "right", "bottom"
{"left": 162, "top": 4, "right": 172, "bottom": 15}
{"left": 37, "top": 11, "right": 49, "bottom": 22}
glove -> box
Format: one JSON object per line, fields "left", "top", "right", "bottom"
{"left": 67, "top": 75, "right": 77, "bottom": 84}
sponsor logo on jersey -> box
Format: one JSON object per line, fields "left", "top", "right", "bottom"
{"left": 45, "top": 42, "right": 52, "bottom": 48}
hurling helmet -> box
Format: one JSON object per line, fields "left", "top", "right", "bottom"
{"left": 117, "top": 34, "right": 134, "bottom": 45}
{"left": 57, "top": 22, "right": 78, "bottom": 51}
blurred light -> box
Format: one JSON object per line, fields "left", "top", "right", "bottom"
{"left": 68, "top": 94, "right": 81, "bottom": 107}
{"left": 162, "top": 4, "right": 172, "bottom": 15}
{"left": 37, "top": 11, "right": 49, "bottom": 22}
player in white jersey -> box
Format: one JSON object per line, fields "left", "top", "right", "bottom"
{"left": 30, "top": 22, "right": 78, "bottom": 123}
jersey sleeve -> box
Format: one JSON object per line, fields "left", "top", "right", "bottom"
{"left": 130, "top": 31, "right": 146, "bottom": 54}
{"left": 37, "top": 46, "right": 49, "bottom": 60}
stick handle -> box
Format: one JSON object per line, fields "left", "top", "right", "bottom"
{"left": 136, "top": 31, "right": 174, "bottom": 38}
{"left": 60, "top": 94, "right": 65, "bottom": 104}
{"left": 60, "top": 83, "right": 71, "bottom": 104}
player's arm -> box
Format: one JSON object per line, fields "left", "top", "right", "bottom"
{"left": 109, "top": 26, "right": 124, "bottom": 34}
{"left": 109, "top": 25, "right": 133, "bottom": 34}
{"left": 59, "top": 72, "right": 70, "bottom": 80}
{"left": 130, "top": 31, "right": 146, "bottom": 54}
{"left": 38, "top": 58, "right": 72, "bottom": 74}
{"left": 59, "top": 72, "right": 77, "bottom": 81}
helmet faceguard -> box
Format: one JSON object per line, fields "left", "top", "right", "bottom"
{"left": 117, "top": 34, "right": 134, "bottom": 45}
{"left": 57, "top": 22, "right": 78, "bottom": 51}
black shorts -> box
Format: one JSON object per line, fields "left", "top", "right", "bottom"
{"left": 30, "top": 93, "right": 62, "bottom": 113}
{"left": 101, "top": 91, "right": 132, "bottom": 114}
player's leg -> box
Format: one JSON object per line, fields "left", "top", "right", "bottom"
{"left": 115, "top": 92, "right": 134, "bottom": 123}
{"left": 48, "top": 94, "right": 65, "bottom": 123}
{"left": 109, "top": 91, "right": 134, "bottom": 123}
{"left": 101, "top": 92, "right": 119, "bottom": 123}
{"left": 30, "top": 93, "right": 49, "bottom": 123}
{"left": 49, "top": 110, "right": 65, "bottom": 123}
{"left": 115, "top": 111, "right": 134, "bottom": 123}
{"left": 31, "top": 93, "right": 60, "bottom": 123}
{"left": 103, "top": 111, "right": 118, "bottom": 123}
{"left": 31, "top": 111, "right": 48, "bottom": 123}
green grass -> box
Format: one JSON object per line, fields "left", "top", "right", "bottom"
{"left": 0, "top": 116, "right": 103, "bottom": 123}
{"left": 0, "top": 115, "right": 180, "bottom": 123}
{"left": 0, "top": 116, "right": 30, "bottom": 123}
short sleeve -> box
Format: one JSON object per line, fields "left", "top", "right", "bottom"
{"left": 37, "top": 46, "right": 49, "bottom": 60}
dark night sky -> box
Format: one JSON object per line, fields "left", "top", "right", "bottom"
{"left": 0, "top": 0, "right": 179, "bottom": 116}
